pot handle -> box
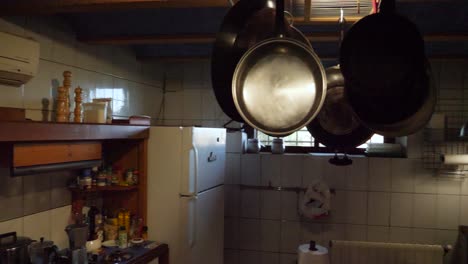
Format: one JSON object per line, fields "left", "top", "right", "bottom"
{"left": 275, "top": 0, "right": 285, "bottom": 37}
{"left": 0, "top": 232, "right": 17, "bottom": 243}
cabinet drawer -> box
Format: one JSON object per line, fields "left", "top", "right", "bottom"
{"left": 13, "top": 142, "right": 102, "bottom": 167}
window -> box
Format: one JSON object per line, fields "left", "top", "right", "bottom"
{"left": 257, "top": 127, "right": 384, "bottom": 150}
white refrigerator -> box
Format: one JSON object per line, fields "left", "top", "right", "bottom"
{"left": 147, "top": 127, "right": 226, "bottom": 264}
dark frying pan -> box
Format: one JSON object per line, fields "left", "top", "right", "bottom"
{"left": 340, "top": 0, "right": 434, "bottom": 137}
{"left": 307, "top": 65, "right": 373, "bottom": 152}
{"left": 211, "top": 0, "right": 311, "bottom": 122}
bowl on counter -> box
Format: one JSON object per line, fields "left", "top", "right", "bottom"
{"left": 85, "top": 238, "right": 102, "bottom": 252}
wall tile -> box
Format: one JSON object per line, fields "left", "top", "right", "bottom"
{"left": 23, "top": 210, "right": 51, "bottom": 240}
{"left": 0, "top": 83, "right": 24, "bottom": 108}
{"left": 182, "top": 89, "right": 202, "bottom": 120}
{"left": 367, "top": 192, "right": 391, "bottom": 226}
{"left": 281, "top": 192, "right": 299, "bottom": 221}
{"left": 225, "top": 217, "right": 240, "bottom": 249}
{"left": 328, "top": 189, "right": 346, "bottom": 223}
{"left": 322, "top": 224, "right": 345, "bottom": 244}
{"left": 281, "top": 155, "right": 303, "bottom": 188}
{"left": 301, "top": 222, "right": 323, "bottom": 246}
{"left": 238, "top": 250, "right": 261, "bottom": 264}
{"left": 226, "top": 153, "right": 241, "bottom": 185}
{"left": 368, "top": 158, "right": 392, "bottom": 191}
{"left": 437, "top": 179, "right": 461, "bottom": 195}
{"left": 280, "top": 254, "right": 297, "bottom": 264}
{"left": 241, "top": 155, "right": 261, "bottom": 185}
{"left": 261, "top": 252, "right": 280, "bottom": 264}
{"left": 50, "top": 205, "right": 71, "bottom": 250}
{"left": 345, "top": 191, "right": 367, "bottom": 225}
{"left": 390, "top": 193, "right": 413, "bottom": 227}
{"left": 460, "top": 196, "right": 468, "bottom": 226}
{"left": 281, "top": 221, "right": 301, "bottom": 253}
{"left": 303, "top": 156, "right": 326, "bottom": 187}
{"left": 240, "top": 189, "right": 261, "bottom": 218}
{"left": 0, "top": 217, "right": 24, "bottom": 236}
{"left": 367, "top": 226, "right": 389, "bottom": 242}
{"left": 224, "top": 249, "right": 239, "bottom": 264}
{"left": 261, "top": 190, "right": 281, "bottom": 220}
{"left": 345, "top": 224, "right": 367, "bottom": 241}
{"left": 0, "top": 169, "right": 23, "bottom": 221}
{"left": 262, "top": 155, "right": 282, "bottom": 186}
{"left": 201, "top": 89, "right": 218, "bottom": 120}
{"left": 239, "top": 219, "right": 261, "bottom": 250}
{"left": 413, "top": 194, "right": 436, "bottom": 228}
{"left": 23, "top": 174, "right": 51, "bottom": 216}
{"left": 391, "top": 159, "right": 415, "bottom": 193}
{"left": 412, "top": 228, "right": 436, "bottom": 244}
{"left": 50, "top": 172, "right": 73, "bottom": 209}
{"left": 324, "top": 161, "right": 346, "bottom": 190}
{"left": 414, "top": 168, "right": 437, "bottom": 194}
{"left": 436, "top": 195, "right": 460, "bottom": 230}
{"left": 435, "top": 230, "right": 458, "bottom": 245}
{"left": 389, "top": 227, "right": 412, "bottom": 243}
{"left": 261, "top": 220, "right": 281, "bottom": 252}
{"left": 225, "top": 185, "right": 240, "bottom": 217}
{"left": 163, "top": 89, "right": 184, "bottom": 120}
{"left": 346, "top": 158, "right": 368, "bottom": 191}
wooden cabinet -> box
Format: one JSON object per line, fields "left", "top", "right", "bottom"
{"left": 0, "top": 121, "right": 149, "bottom": 223}
{"left": 13, "top": 142, "right": 102, "bottom": 167}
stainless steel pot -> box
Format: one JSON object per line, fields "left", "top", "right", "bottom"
{"left": 231, "top": 0, "right": 326, "bottom": 137}
{"left": 0, "top": 232, "right": 33, "bottom": 264}
{"left": 29, "top": 237, "right": 58, "bottom": 264}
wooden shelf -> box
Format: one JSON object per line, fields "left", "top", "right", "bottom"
{"left": 69, "top": 185, "right": 138, "bottom": 193}
{"left": 0, "top": 121, "right": 149, "bottom": 142}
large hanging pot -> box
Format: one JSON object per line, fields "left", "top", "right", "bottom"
{"left": 307, "top": 65, "right": 374, "bottom": 151}
{"left": 339, "top": 0, "right": 435, "bottom": 137}
{"left": 231, "top": 0, "right": 326, "bottom": 137}
{"left": 211, "top": 0, "right": 312, "bottom": 122}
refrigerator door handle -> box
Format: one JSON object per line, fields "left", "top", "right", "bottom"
{"left": 179, "top": 145, "right": 198, "bottom": 197}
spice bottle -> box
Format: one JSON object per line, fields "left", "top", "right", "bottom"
{"left": 126, "top": 169, "right": 134, "bottom": 185}
{"left": 132, "top": 169, "right": 139, "bottom": 185}
{"left": 142, "top": 226, "right": 148, "bottom": 241}
{"left": 118, "top": 226, "right": 128, "bottom": 249}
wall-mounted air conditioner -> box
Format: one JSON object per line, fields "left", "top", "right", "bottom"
{"left": 0, "top": 31, "right": 39, "bottom": 86}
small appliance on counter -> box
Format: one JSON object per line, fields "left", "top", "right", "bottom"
{"left": 65, "top": 223, "right": 89, "bottom": 264}
{"left": 0, "top": 232, "right": 33, "bottom": 264}
{"left": 29, "top": 237, "right": 59, "bottom": 264}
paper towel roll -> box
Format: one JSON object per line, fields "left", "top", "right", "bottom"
{"left": 440, "top": 154, "right": 468, "bottom": 165}
{"left": 298, "top": 241, "right": 329, "bottom": 264}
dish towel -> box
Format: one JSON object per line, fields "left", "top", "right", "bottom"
{"left": 330, "top": 240, "right": 444, "bottom": 264}
{"left": 299, "top": 181, "right": 331, "bottom": 219}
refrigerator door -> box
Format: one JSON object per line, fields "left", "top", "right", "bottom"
{"left": 181, "top": 128, "right": 226, "bottom": 195}
{"left": 179, "top": 186, "right": 224, "bottom": 264}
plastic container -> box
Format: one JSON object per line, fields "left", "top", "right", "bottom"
{"left": 93, "top": 98, "right": 113, "bottom": 124}
{"left": 83, "top": 102, "right": 107, "bottom": 124}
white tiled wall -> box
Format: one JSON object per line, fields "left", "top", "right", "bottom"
{"left": 224, "top": 154, "right": 468, "bottom": 264}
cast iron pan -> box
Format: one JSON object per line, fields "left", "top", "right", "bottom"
{"left": 307, "top": 65, "right": 373, "bottom": 152}
{"left": 340, "top": 0, "right": 433, "bottom": 136}
{"left": 211, "top": 0, "right": 311, "bottom": 122}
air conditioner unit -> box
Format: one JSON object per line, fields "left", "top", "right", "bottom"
{"left": 0, "top": 31, "right": 39, "bottom": 86}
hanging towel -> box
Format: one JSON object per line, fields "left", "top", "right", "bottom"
{"left": 299, "top": 180, "right": 331, "bottom": 219}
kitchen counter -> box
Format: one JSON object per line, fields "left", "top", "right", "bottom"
{"left": 97, "top": 242, "right": 169, "bottom": 264}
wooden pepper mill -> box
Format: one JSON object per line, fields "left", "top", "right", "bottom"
{"left": 74, "top": 86, "right": 83, "bottom": 123}
{"left": 63, "top": 71, "right": 72, "bottom": 121}
{"left": 56, "top": 86, "right": 68, "bottom": 122}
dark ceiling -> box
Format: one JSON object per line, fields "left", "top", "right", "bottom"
{"left": 2, "top": 0, "right": 468, "bottom": 61}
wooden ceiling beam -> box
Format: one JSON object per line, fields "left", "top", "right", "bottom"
{"left": 137, "top": 54, "right": 468, "bottom": 62}
{"left": 0, "top": 0, "right": 231, "bottom": 15}
{"left": 78, "top": 33, "right": 468, "bottom": 45}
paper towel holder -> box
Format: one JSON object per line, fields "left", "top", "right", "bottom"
{"left": 309, "top": 241, "right": 318, "bottom": 251}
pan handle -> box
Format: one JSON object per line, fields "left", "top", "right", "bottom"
{"left": 329, "top": 153, "right": 353, "bottom": 166}
{"left": 275, "top": 0, "right": 285, "bottom": 37}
